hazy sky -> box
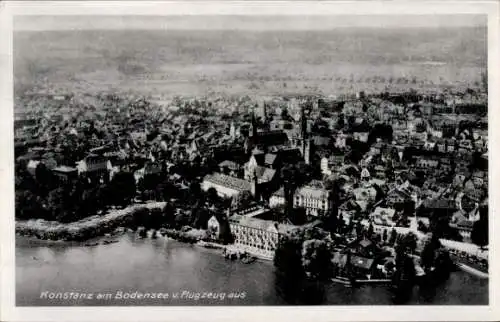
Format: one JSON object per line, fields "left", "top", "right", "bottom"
{"left": 15, "top": 15, "right": 487, "bottom": 31}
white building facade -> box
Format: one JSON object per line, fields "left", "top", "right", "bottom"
{"left": 229, "top": 215, "right": 280, "bottom": 259}
{"left": 293, "top": 183, "right": 332, "bottom": 216}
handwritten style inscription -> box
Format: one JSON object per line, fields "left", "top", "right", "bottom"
{"left": 39, "top": 290, "right": 247, "bottom": 302}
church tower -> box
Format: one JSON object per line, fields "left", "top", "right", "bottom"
{"left": 250, "top": 168, "right": 259, "bottom": 198}
{"left": 262, "top": 101, "right": 270, "bottom": 131}
{"left": 245, "top": 106, "right": 257, "bottom": 155}
{"left": 249, "top": 105, "right": 257, "bottom": 138}
{"left": 300, "top": 105, "right": 308, "bottom": 140}
{"left": 299, "top": 105, "right": 312, "bottom": 164}
{"left": 230, "top": 121, "right": 236, "bottom": 139}
{"left": 304, "top": 137, "right": 311, "bottom": 165}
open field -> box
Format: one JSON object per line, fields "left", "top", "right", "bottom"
{"left": 14, "top": 27, "right": 487, "bottom": 98}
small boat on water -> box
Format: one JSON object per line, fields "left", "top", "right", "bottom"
{"left": 84, "top": 242, "right": 99, "bottom": 247}
{"left": 241, "top": 256, "right": 256, "bottom": 264}
{"left": 197, "top": 241, "right": 222, "bottom": 249}
{"left": 32, "top": 256, "right": 49, "bottom": 263}
{"left": 101, "top": 240, "right": 119, "bottom": 245}
{"left": 223, "top": 248, "right": 239, "bottom": 260}
{"left": 331, "top": 277, "right": 352, "bottom": 287}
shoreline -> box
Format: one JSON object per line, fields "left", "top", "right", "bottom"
{"left": 456, "top": 263, "right": 489, "bottom": 279}
{"left": 15, "top": 231, "right": 486, "bottom": 302}
{"left": 15, "top": 233, "right": 488, "bottom": 306}
{"left": 15, "top": 202, "right": 167, "bottom": 242}
{"left": 14, "top": 200, "right": 215, "bottom": 247}
{"left": 15, "top": 203, "right": 489, "bottom": 282}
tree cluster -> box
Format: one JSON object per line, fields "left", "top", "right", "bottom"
{"left": 471, "top": 205, "right": 488, "bottom": 248}
{"left": 15, "top": 162, "right": 136, "bottom": 223}
{"left": 274, "top": 227, "right": 333, "bottom": 282}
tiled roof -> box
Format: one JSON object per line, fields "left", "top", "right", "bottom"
{"left": 229, "top": 214, "right": 275, "bottom": 231}
{"left": 457, "top": 219, "right": 474, "bottom": 229}
{"left": 272, "top": 187, "right": 285, "bottom": 197}
{"left": 229, "top": 214, "right": 297, "bottom": 234}
{"left": 339, "top": 199, "right": 361, "bottom": 211}
{"left": 388, "top": 188, "right": 411, "bottom": 199}
{"left": 251, "top": 130, "right": 289, "bottom": 146}
{"left": 451, "top": 211, "right": 467, "bottom": 223}
{"left": 259, "top": 167, "right": 276, "bottom": 182}
{"left": 351, "top": 255, "right": 375, "bottom": 270}
{"left": 27, "top": 160, "right": 40, "bottom": 168}
{"left": 264, "top": 153, "right": 278, "bottom": 166}
{"left": 252, "top": 147, "right": 264, "bottom": 158}
{"left": 275, "top": 148, "right": 303, "bottom": 163}
{"left": 332, "top": 252, "right": 348, "bottom": 266}
{"left": 473, "top": 171, "right": 486, "bottom": 178}
{"left": 204, "top": 173, "right": 252, "bottom": 192}
{"left": 278, "top": 223, "right": 299, "bottom": 234}
{"left": 369, "top": 178, "right": 386, "bottom": 186}
{"left": 144, "top": 162, "right": 162, "bottom": 174}
{"left": 422, "top": 199, "right": 456, "bottom": 209}
{"left": 219, "top": 160, "right": 240, "bottom": 170}
{"left": 372, "top": 207, "right": 396, "bottom": 218}
{"left": 356, "top": 201, "right": 368, "bottom": 211}
{"left": 313, "top": 136, "right": 331, "bottom": 146}
{"left": 295, "top": 185, "right": 329, "bottom": 200}
{"left": 353, "top": 187, "right": 376, "bottom": 200}
{"left": 53, "top": 165, "right": 77, "bottom": 173}
{"left": 84, "top": 153, "right": 106, "bottom": 163}
{"left": 251, "top": 153, "right": 265, "bottom": 165}
{"left": 359, "top": 238, "right": 373, "bottom": 248}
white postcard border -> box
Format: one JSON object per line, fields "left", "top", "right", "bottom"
{"left": 1, "top": 1, "right": 499, "bottom": 321}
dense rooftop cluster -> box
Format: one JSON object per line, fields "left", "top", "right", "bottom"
{"left": 14, "top": 84, "right": 488, "bottom": 290}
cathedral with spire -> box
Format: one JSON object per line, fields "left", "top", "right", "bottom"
{"left": 290, "top": 104, "right": 313, "bottom": 165}
{"left": 244, "top": 101, "right": 312, "bottom": 165}
{"left": 244, "top": 103, "right": 288, "bottom": 154}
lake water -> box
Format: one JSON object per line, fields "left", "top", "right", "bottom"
{"left": 16, "top": 234, "right": 488, "bottom": 306}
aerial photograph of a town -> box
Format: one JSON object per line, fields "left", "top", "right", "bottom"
{"left": 13, "top": 14, "right": 488, "bottom": 306}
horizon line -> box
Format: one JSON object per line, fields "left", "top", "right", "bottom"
{"left": 14, "top": 25, "right": 488, "bottom": 32}
{"left": 14, "top": 14, "right": 487, "bottom": 31}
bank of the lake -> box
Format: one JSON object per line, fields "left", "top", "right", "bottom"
{"left": 15, "top": 202, "right": 167, "bottom": 241}
{"left": 16, "top": 234, "right": 488, "bottom": 306}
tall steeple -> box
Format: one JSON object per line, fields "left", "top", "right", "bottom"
{"left": 263, "top": 101, "right": 267, "bottom": 121}
{"left": 301, "top": 105, "right": 308, "bottom": 140}
{"left": 230, "top": 121, "right": 236, "bottom": 139}
{"left": 304, "top": 139, "right": 311, "bottom": 165}
{"left": 263, "top": 102, "right": 271, "bottom": 131}
{"left": 250, "top": 168, "right": 259, "bottom": 198}
{"left": 262, "top": 101, "right": 270, "bottom": 130}
{"left": 250, "top": 105, "right": 257, "bottom": 138}
{"left": 300, "top": 105, "right": 312, "bottom": 165}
